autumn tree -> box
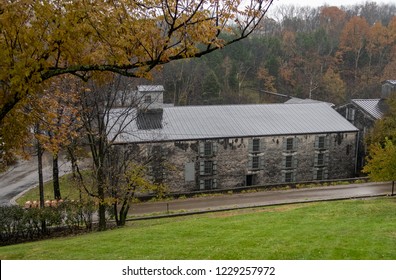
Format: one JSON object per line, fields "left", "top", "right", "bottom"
{"left": 33, "top": 76, "right": 82, "bottom": 200}
{"left": 339, "top": 16, "right": 370, "bottom": 93}
{"left": 0, "top": 0, "right": 274, "bottom": 121}
{"left": 366, "top": 97, "right": 396, "bottom": 147}
{"left": 363, "top": 138, "right": 396, "bottom": 194}
{"left": 367, "top": 22, "right": 389, "bottom": 69}
{"left": 382, "top": 17, "right": 396, "bottom": 80}
{"left": 257, "top": 66, "right": 276, "bottom": 93}
{"left": 278, "top": 30, "right": 297, "bottom": 93}
{"left": 364, "top": 96, "right": 396, "bottom": 195}
{"left": 320, "top": 67, "right": 346, "bottom": 105}
{"left": 319, "top": 6, "right": 346, "bottom": 56}
{"left": 106, "top": 147, "right": 168, "bottom": 226}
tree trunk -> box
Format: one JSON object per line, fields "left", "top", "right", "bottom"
{"left": 37, "top": 138, "right": 46, "bottom": 234}
{"left": 114, "top": 202, "right": 120, "bottom": 226}
{"left": 98, "top": 202, "right": 107, "bottom": 230}
{"left": 53, "top": 153, "right": 61, "bottom": 200}
{"left": 97, "top": 167, "right": 107, "bottom": 231}
{"left": 119, "top": 202, "right": 130, "bottom": 226}
{"left": 117, "top": 187, "right": 135, "bottom": 226}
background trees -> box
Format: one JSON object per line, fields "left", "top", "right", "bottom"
{"left": 156, "top": 2, "right": 396, "bottom": 104}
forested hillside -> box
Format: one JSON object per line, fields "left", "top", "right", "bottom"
{"left": 155, "top": 2, "right": 396, "bottom": 106}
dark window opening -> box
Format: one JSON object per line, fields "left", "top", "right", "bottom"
{"left": 317, "top": 153, "right": 324, "bottom": 166}
{"left": 318, "top": 136, "right": 326, "bottom": 149}
{"left": 204, "top": 161, "right": 213, "bottom": 175}
{"left": 252, "top": 156, "right": 260, "bottom": 169}
{"left": 285, "top": 155, "right": 293, "bottom": 168}
{"left": 204, "top": 142, "right": 213, "bottom": 156}
{"left": 204, "top": 179, "right": 213, "bottom": 189}
{"left": 316, "top": 169, "right": 324, "bottom": 180}
{"left": 246, "top": 174, "right": 257, "bottom": 186}
{"left": 136, "top": 109, "right": 163, "bottom": 130}
{"left": 252, "top": 139, "right": 260, "bottom": 152}
{"left": 200, "top": 179, "right": 217, "bottom": 190}
{"left": 286, "top": 138, "right": 294, "bottom": 151}
{"left": 144, "top": 95, "right": 152, "bottom": 103}
{"left": 285, "top": 172, "right": 294, "bottom": 183}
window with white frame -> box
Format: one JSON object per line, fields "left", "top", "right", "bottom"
{"left": 252, "top": 138, "right": 260, "bottom": 153}
{"left": 285, "top": 155, "right": 293, "bottom": 168}
{"left": 284, "top": 137, "right": 298, "bottom": 152}
{"left": 199, "top": 179, "right": 217, "bottom": 190}
{"left": 200, "top": 160, "right": 217, "bottom": 176}
{"left": 283, "top": 171, "right": 295, "bottom": 183}
{"left": 315, "top": 135, "right": 329, "bottom": 150}
{"left": 204, "top": 142, "right": 213, "bottom": 156}
{"left": 248, "top": 155, "right": 264, "bottom": 170}
{"left": 204, "top": 161, "right": 213, "bottom": 175}
{"left": 316, "top": 153, "right": 325, "bottom": 166}
{"left": 199, "top": 141, "right": 217, "bottom": 157}
{"left": 252, "top": 156, "right": 260, "bottom": 169}
{"left": 314, "top": 168, "right": 328, "bottom": 180}
{"left": 248, "top": 138, "right": 264, "bottom": 153}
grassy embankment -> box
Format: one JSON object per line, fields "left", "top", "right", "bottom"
{"left": 1, "top": 197, "right": 395, "bottom": 259}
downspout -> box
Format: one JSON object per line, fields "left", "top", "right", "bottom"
{"left": 354, "top": 130, "right": 359, "bottom": 176}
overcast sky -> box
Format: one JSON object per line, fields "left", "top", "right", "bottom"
{"left": 270, "top": 0, "right": 393, "bottom": 8}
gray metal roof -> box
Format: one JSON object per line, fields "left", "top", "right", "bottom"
{"left": 383, "top": 80, "right": 396, "bottom": 85}
{"left": 108, "top": 103, "right": 358, "bottom": 143}
{"left": 137, "top": 85, "right": 164, "bottom": 92}
{"left": 285, "top": 97, "right": 335, "bottom": 107}
{"left": 352, "top": 99, "right": 384, "bottom": 120}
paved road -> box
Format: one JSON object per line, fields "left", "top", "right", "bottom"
{"left": 128, "top": 182, "right": 394, "bottom": 216}
{"left": 0, "top": 156, "right": 71, "bottom": 205}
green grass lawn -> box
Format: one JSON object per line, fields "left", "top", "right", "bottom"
{"left": 1, "top": 197, "right": 395, "bottom": 260}
{"left": 16, "top": 172, "right": 93, "bottom": 205}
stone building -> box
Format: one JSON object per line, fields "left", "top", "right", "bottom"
{"left": 336, "top": 80, "right": 396, "bottom": 172}
{"left": 109, "top": 89, "right": 358, "bottom": 192}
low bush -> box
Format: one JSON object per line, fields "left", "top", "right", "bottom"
{"left": 0, "top": 200, "right": 105, "bottom": 246}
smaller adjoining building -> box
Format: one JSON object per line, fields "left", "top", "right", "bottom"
{"left": 108, "top": 85, "right": 359, "bottom": 193}
{"left": 336, "top": 80, "right": 396, "bottom": 173}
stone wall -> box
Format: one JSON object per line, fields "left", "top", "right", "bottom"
{"left": 131, "top": 131, "right": 357, "bottom": 192}
{"left": 336, "top": 104, "right": 376, "bottom": 173}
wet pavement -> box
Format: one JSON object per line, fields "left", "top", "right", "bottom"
{"left": 0, "top": 156, "right": 71, "bottom": 205}
{"left": 128, "top": 182, "right": 393, "bottom": 216}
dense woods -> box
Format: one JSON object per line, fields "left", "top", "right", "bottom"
{"left": 155, "top": 2, "right": 396, "bottom": 106}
